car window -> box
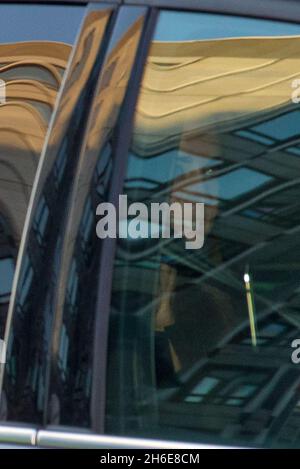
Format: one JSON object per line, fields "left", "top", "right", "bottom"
{"left": 1, "top": 5, "right": 147, "bottom": 429}
{"left": 46, "top": 6, "right": 147, "bottom": 430}
{"left": 0, "top": 4, "right": 84, "bottom": 336}
{"left": 0, "top": 3, "right": 109, "bottom": 425}
{"left": 106, "top": 10, "right": 300, "bottom": 448}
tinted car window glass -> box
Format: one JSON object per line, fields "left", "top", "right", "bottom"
{"left": 106, "top": 11, "right": 300, "bottom": 448}
{"left": 0, "top": 3, "right": 102, "bottom": 425}
{"left": 47, "top": 6, "right": 147, "bottom": 430}
{"left": 0, "top": 4, "right": 84, "bottom": 336}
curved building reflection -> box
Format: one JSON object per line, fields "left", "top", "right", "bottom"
{"left": 0, "top": 41, "right": 71, "bottom": 334}
{"left": 1, "top": 7, "right": 147, "bottom": 428}
{"left": 106, "top": 34, "right": 300, "bottom": 446}
{"left": 4, "top": 17, "right": 300, "bottom": 446}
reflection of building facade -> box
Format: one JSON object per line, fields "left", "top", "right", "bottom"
{"left": 49, "top": 15, "right": 145, "bottom": 427}
{"left": 4, "top": 25, "right": 300, "bottom": 446}
{"left": 2, "top": 10, "right": 147, "bottom": 427}
{"left": 160, "top": 311, "right": 300, "bottom": 447}
{"left": 106, "top": 35, "right": 300, "bottom": 444}
{"left": 125, "top": 35, "right": 300, "bottom": 308}
{"left": 0, "top": 41, "right": 71, "bottom": 334}
{"left": 134, "top": 36, "right": 300, "bottom": 153}
{"left": 1, "top": 7, "right": 112, "bottom": 422}
{"left": 132, "top": 36, "right": 300, "bottom": 239}
{"left": 146, "top": 37, "right": 300, "bottom": 447}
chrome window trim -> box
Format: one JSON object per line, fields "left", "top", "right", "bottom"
{"left": 0, "top": 425, "right": 235, "bottom": 449}
{"left": 0, "top": 425, "right": 36, "bottom": 446}
{"left": 37, "top": 430, "right": 232, "bottom": 449}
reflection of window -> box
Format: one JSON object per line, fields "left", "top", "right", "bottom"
{"left": 80, "top": 198, "right": 93, "bottom": 253}
{"left": 53, "top": 235, "right": 62, "bottom": 278}
{"left": 238, "top": 319, "right": 290, "bottom": 346}
{"left": 260, "top": 323, "right": 287, "bottom": 337}
{"left": 106, "top": 7, "right": 300, "bottom": 448}
{"left": 126, "top": 150, "right": 220, "bottom": 187}
{"left": 184, "top": 376, "right": 219, "bottom": 403}
{"left": 226, "top": 383, "right": 258, "bottom": 406}
{"left": 53, "top": 138, "right": 68, "bottom": 186}
{"left": 187, "top": 168, "right": 272, "bottom": 201}
{"left": 95, "top": 143, "right": 112, "bottom": 198}
{"left": 182, "top": 368, "right": 267, "bottom": 407}
{"left": 17, "top": 255, "right": 34, "bottom": 310}
{"left": 252, "top": 110, "right": 300, "bottom": 142}
{"left": 33, "top": 196, "right": 49, "bottom": 245}
{"left": 191, "top": 376, "right": 219, "bottom": 395}
{"left": 6, "top": 332, "right": 16, "bottom": 384}
{"left": 0, "top": 257, "right": 14, "bottom": 303}
{"left": 286, "top": 146, "right": 300, "bottom": 156}
{"left": 58, "top": 324, "right": 69, "bottom": 381}
{"left": 235, "top": 129, "right": 274, "bottom": 146}
{"left": 66, "top": 259, "right": 78, "bottom": 315}
{"left": 0, "top": 2, "right": 86, "bottom": 428}
{"left": 1, "top": 65, "right": 59, "bottom": 87}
